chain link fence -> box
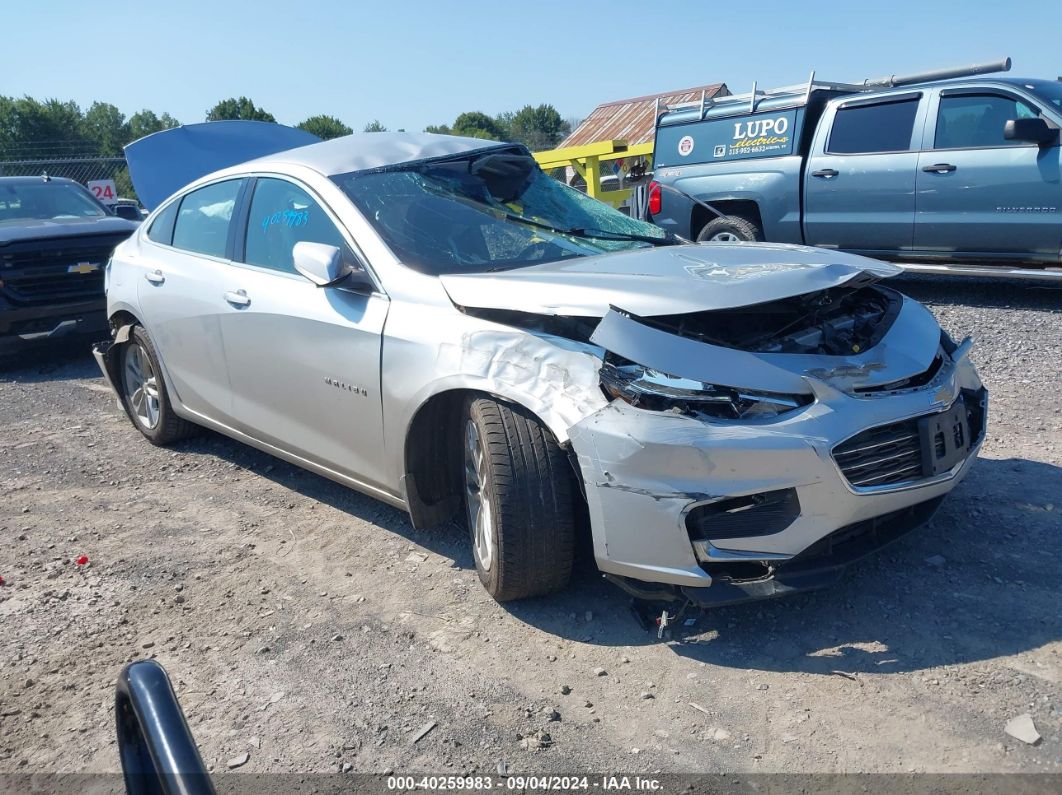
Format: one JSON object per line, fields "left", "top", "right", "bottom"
{"left": 0, "top": 155, "right": 135, "bottom": 201}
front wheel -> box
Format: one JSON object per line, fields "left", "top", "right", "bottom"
{"left": 462, "top": 397, "right": 576, "bottom": 601}
{"left": 696, "top": 215, "right": 763, "bottom": 243}
{"left": 120, "top": 326, "right": 197, "bottom": 446}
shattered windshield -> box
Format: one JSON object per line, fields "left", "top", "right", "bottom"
{"left": 332, "top": 148, "right": 675, "bottom": 275}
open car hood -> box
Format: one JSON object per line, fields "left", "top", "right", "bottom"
{"left": 440, "top": 243, "right": 902, "bottom": 318}
{"left": 124, "top": 121, "right": 321, "bottom": 211}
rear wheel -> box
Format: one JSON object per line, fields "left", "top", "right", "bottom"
{"left": 463, "top": 397, "right": 575, "bottom": 601}
{"left": 697, "top": 215, "right": 763, "bottom": 243}
{"left": 120, "top": 326, "right": 196, "bottom": 446}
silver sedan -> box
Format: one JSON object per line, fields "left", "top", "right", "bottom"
{"left": 95, "top": 131, "right": 986, "bottom": 606}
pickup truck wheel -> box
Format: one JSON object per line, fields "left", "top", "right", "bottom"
{"left": 120, "top": 326, "right": 196, "bottom": 446}
{"left": 462, "top": 397, "right": 575, "bottom": 601}
{"left": 697, "top": 215, "right": 763, "bottom": 243}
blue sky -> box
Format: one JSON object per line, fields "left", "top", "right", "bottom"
{"left": 7, "top": 0, "right": 1061, "bottom": 133}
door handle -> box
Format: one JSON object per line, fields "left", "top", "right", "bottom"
{"left": 144, "top": 269, "right": 165, "bottom": 285}
{"left": 224, "top": 289, "right": 251, "bottom": 307}
{"left": 922, "top": 163, "right": 957, "bottom": 173}
{"left": 811, "top": 168, "right": 839, "bottom": 179}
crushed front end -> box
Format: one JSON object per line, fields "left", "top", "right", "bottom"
{"left": 569, "top": 283, "right": 986, "bottom": 607}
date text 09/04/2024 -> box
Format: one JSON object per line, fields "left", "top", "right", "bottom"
{"left": 386, "top": 775, "right": 663, "bottom": 791}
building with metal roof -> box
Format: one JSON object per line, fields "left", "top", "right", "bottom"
{"left": 560, "top": 83, "right": 730, "bottom": 148}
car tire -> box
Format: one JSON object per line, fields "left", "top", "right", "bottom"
{"left": 462, "top": 396, "right": 576, "bottom": 601}
{"left": 119, "top": 326, "right": 197, "bottom": 446}
{"left": 697, "top": 215, "right": 763, "bottom": 243}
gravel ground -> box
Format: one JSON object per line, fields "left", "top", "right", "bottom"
{"left": 0, "top": 275, "right": 1060, "bottom": 778}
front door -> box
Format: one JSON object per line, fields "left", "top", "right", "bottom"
{"left": 216, "top": 176, "right": 391, "bottom": 489}
{"left": 803, "top": 94, "right": 924, "bottom": 254}
{"left": 914, "top": 89, "right": 1062, "bottom": 262}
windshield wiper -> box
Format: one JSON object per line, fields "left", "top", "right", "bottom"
{"left": 500, "top": 212, "right": 678, "bottom": 247}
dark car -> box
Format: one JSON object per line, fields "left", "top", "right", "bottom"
{"left": 0, "top": 175, "right": 139, "bottom": 358}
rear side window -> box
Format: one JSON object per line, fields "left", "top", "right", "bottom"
{"left": 827, "top": 99, "right": 920, "bottom": 154}
{"left": 243, "top": 177, "right": 351, "bottom": 274}
{"left": 146, "top": 200, "right": 179, "bottom": 245}
{"left": 935, "top": 94, "right": 1039, "bottom": 149}
{"left": 171, "top": 180, "right": 242, "bottom": 258}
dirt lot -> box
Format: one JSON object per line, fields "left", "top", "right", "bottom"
{"left": 1, "top": 276, "right": 1060, "bottom": 779}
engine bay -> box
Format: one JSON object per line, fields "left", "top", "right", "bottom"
{"left": 636, "top": 285, "right": 900, "bottom": 356}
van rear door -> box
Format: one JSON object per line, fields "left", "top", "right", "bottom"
{"left": 803, "top": 93, "right": 926, "bottom": 254}
{"left": 913, "top": 87, "right": 1062, "bottom": 263}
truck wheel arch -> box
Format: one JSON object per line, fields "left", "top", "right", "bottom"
{"left": 692, "top": 199, "right": 764, "bottom": 241}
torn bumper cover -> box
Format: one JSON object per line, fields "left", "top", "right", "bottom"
{"left": 91, "top": 324, "right": 132, "bottom": 409}
{"left": 568, "top": 303, "right": 986, "bottom": 607}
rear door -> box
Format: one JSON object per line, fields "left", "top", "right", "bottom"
{"left": 217, "top": 175, "right": 391, "bottom": 489}
{"left": 136, "top": 178, "right": 246, "bottom": 426}
{"left": 914, "top": 88, "right": 1062, "bottom": 262}
{"left": 803, "top": 93, "right": 925, "bottom": 253}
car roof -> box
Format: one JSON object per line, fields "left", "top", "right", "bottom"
{"left": 244, "top": 131, "right": 514, "bottom": 177}
{"left": 0, "top": 176, "right": 84, "bottom": 187}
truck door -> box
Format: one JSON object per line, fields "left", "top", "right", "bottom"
{"left": 803, "top": 93, "right": 924, "bottom": 254}
{"left": 914, "top": 88, "right": 1061, "bottom": 263}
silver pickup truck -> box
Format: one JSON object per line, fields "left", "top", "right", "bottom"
{"left": 648, "top": 59, "right": 1062, "bottom": 277}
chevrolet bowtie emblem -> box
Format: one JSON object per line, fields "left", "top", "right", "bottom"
{"left": 68, "top": 262, "right": 100, "bottom": 275}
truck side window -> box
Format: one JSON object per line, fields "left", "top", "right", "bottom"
{"left": 934, "top": 94, "right": 1039, "bottom": 150}
{"left": 827, "top": 99, "right": 919, "bottom": 154}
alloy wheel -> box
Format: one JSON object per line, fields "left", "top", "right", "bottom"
{"left": 463, "top": 419, "right": 494, "bottom": 571}
{"left": 123, "top": 343, "right": 161, "bottom": 430}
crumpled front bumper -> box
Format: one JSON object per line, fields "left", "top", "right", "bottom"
{"left": 568, "top": 355, "right": 985, "bottom": 601}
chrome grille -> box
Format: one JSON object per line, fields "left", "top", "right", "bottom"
{"left": 832, "top": 417, "right": 924, "bottom": 488}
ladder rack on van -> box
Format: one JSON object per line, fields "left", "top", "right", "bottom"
{"left": 657, "top": 57, "right": 1012, "bottom": 121}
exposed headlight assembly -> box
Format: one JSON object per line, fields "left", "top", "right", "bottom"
{"left": 600, "top": 361, "right": 811, "bottom": 420}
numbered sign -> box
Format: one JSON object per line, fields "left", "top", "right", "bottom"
{"left": 87, "top": 179, "right": 118, "bottom": 205}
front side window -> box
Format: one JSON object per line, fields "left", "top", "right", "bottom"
{"left": 0, "top": 181, "right": 106, "bottom": 223}
{"left": 827, "top": 99, "right": 920, "bottom": 154}
{"left": 171, "top": 179, "right": 242, "bottom": 258}
{"left": 332, "top": 147, "right": 675, "bottom": 275}
{"left": 935, "top": 94, "right": 1039, "bottom": 149}
{"left": 243, "top": 178, "right": 351, "bottom": 274}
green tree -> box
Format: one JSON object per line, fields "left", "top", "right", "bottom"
{"left": 127, "top": 109, "right": 180, "bottom": 142}
{"left": 451, "top": 111, "right": 502, "bottom": 140}
{"left": 493, "top": 111, "right": 516, "bottom": 140}
{"left": 206, "top": 97, "right": 276, "bottom": 123}
{"left": 298, "top": 114, "right": 353, "bottom": 140}
{"left": 0, "top": 97, "right": 86, "bottom": 156}
{"left": 508, "top": 104, "right": 567, "bottom": 151}
{"left": 81, "top": 102, "right": 127, "bottom": 156}
{"left": 363, "top": 119, "right": 388, "bottom": 133}
{"left": 423, "top": 123, "right": 452, "bottom": 135}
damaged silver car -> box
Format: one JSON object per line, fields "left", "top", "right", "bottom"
{"left": 95, "top": 129, "right": 986, "bottom": 606}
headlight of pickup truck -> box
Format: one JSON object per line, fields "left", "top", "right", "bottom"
{"left": 600, "top": 361, "right": 811, "bottom": 420}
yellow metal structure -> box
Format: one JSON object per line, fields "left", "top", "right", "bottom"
{"left": 533, "top": 139, "right": 654, "bottom": 208}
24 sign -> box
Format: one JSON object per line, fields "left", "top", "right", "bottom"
{"left": 87, "top": 179, "right": 118, "bottom": 205}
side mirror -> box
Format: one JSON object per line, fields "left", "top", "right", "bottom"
{"left": 113, "top": 204, "right": 142, "bottom": 221}
{"left": 115, "top": 660, "right": 215, "bottom": 795}
{"left": 1004, "top": 117, "right": 1058, "bottom": 145}
{"left": 292, "top": 241, "right": 373, "bottom": 291}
